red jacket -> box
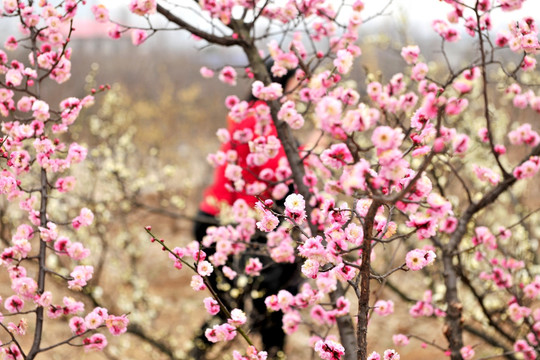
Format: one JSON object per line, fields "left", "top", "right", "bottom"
{"left": 200, "top": 101, "right": 288, "bottom": 216}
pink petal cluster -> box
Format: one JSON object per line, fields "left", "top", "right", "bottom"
{"left": 314, "top": 339, "right": 345, "bottom": 360}
{"left": 219, "top": 66, "right": 237, "bottom": 86}
{"left": 373, "top": 300, "right": 394, "bottom": 316}
{"left": 128, "top": 0, "right": 156, "bottom": 16}
{"left": 68, "top": 265, "right": 93, "bottom": 291}
{"left": 405, "top": 249, "right": 436, "bottom": 271}
{"left": 251, "top": 81, "right": 283, "bottom": 101}
{"left": 205, "top": 323, "right": 237, "bottom": 343}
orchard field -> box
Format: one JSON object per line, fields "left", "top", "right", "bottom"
{"left": 0, "top": 1, "right": 540, "bottom": 360}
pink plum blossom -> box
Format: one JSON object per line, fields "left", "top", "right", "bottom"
{"left": 401, "top": 45, "right": 420, "bottom": 64}
{"left": 131, "top": 29, "right": 148, "bottom": 46}
{"left": 374, "top": 300, "right": 394, "bottom": 316}
{"left": 219, "top": 66, "right": 237, "bottom": 86}
{"left": 105, "top": 314, "right": 129, "bottom": 336}
{"left": 83, "top": 333, "right": 108, "bottom": 351}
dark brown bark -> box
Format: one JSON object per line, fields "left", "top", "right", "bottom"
{"left": 27, "top": 168, "right": 48, "bottom": 360}
{"left": 357, "top": 200, "right": 381, "bottom": 360}
{"left": 331, "top": 283, "right": 358, "bottom": 360}
{"left": 156, "top": 3, "right": 242, "bottom": 47}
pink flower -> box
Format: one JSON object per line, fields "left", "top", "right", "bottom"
{"left": 411, "top": 62, "right": 428, "bottom": 81}
{"left": 278, "top": 100, "right": 304, "bottom": 130}
{"left": 453, "top": 79, "right": 473, "bottom": 94}
{"left": 197, "top": 260, "right": 214, "bottom": 276}
{"left": 508, "top": 124, "right": 540, "bottom": 146}
{"left": 91, "top": 4, "right": 109, "bottom": 23}
{"left": 67, "top": 143, "right": 88, "bottom": 163}
{"left": 233, "top": 346, "right": 268, "bottom": 360}
{"left": 372, "top": 126, "right": 403, "bottom": 151}
{"left": 256, "top": 208, "right": 279, "bottom": 232}
{"left": 314, "top": 339, "right": 345, "bottom": 360}
{"left": 521, "top": 33, "right": 540, "bottom": 53}
{"left": 514, "top": 339, "right": 536, "bottom": 360}
{"left": 105, "top": 314, "right": 129, "bottom": 336}
{"left": 321, "top": 143, "right": 353, "bottom": 169}
{"left": 228, "top": 308, "right": 247, "bottom": 326}
{"left": 108, "top": 24, "right": 122, "bottom": 39}
{"left": 401, "top": 45, "right": 420, "bottom": 64}
{"left": 129, "top": 0, "right": 156, "bottom": 15}
{"left": 36, "top": 291, "right": 52, "bottom": 307}
{"left": 445, "top": 97, "right": 468, "bottom": 115}
{"left": 12, "top": 277, "right": 37, "bottom": 299}
{"left": 131, "top": 29, "right": 148, "bottom": 46}
{"left": 406, "top": 249, "right": 428, "bottom": 271}
{"left": 5, "top": 295, "right": 24, "bottom": 313}
{"left": 245, "top": 257, "right": 263, "bottom": 276}
{"left": 205, "top": 323, "right": 237, "bottom": 343}
{"left": 265, "top": 294, "right": 280, "bottom": 312}
{"left": 383, "top": 349, "right": 400, "bottom": 360}
{"left": 69, "top": 316, "right": 87, "bottom": 335}
{"left": 495, "top": 31, "right": 510, "bottom": 47}
{"left": 39, "top": 222, "right": 58, "bottom": 242}
{"left": 68, "top": 265, "right": 93, "bottom": 290}
{"left": 85, "top": 309, "right": 105, "bottom": 329}
{"left": 204, "top": 297, "right": 220, "bottom": 315}
{"left": 513, "top": 156, "right": 540, "bottom": 179}
{"left": 63, "top": 296, "right": 85, "bottom": 315}
{"left": 190, "top": 275, "right": 207, "bottom": 291}
{"left": 316, "top": 96, "right": 342, "bottom": 132}
{"left": 282, "top": 310, "right": 301, "bottom": 334}
{"left": 55, "top": 176, "right": 76, "bottom": 193}
{"left": 4, "top": 36, "right": 18, "bottom": 51}
{"left": 522, "top": 55, "right": 537, "bottom": 71}
{"left": 66, "top": 242, "right": 90, "bottom": 261}
{"left": 31, "top": 99, "right": 50, "bottom": 121}
{"left": 7, "top": 319, "right": 27, "bottom": 336}
{"left": 284, "top": 193, "right": 305, "bottom": 213}
{"left": 3, "top": 0, "right": 17, "bottom": 13}
{"left": 334, "top": 296, "right": 350, "bottom": 317}
{"left": 222, "top": 266, "right": 237, "bottom": 280}
{"left": 79, "top": 207, "right": 94, "bottom": 227}
{"left": 333, "top": 49, "right": 354, "bottom": 74}
{"left": 473, "top": 165, "right": 500, "bottom": 185}
{"left": 224, "top": 163, "right": 242, "bottom": 182}
{"left": 494, "top": 144, "right": 506, "bottom": 155}
{"left": 406, "top": 213, "right": 437, "bottom": 240}
{"left": 452, "top": 134, "right": 470, "bottom": 154}
{"left": 219, "top": 66, "right": 237, "bottom": 86}
{"left": 374, "top": 300, "right": 394, "bottom": 316}
{"left": 83, "top": 333, "right": 108, "bottom": 351}
{"left": 251, "top": 81, "right": 283, "bottom": 101}
{"left": 301, "top": 258, "right": 320, "bottom": 279}
{"left": 392, "top": 334, "right": 409, "bottom": 346}
{"left": 200, "top": 66, "right": 214, "bottom": 78}
{"left": 458, "top": 346, "right": 474, "bottom": 360}
{"left": 6, "top": 68, "right": 23, "bottom": 87}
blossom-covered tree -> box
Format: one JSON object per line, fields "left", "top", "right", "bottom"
{"left": 101, "top": 0, "right": 540, "bottom": 359}
{"left": 0, "top": 1, "right": 129, "bottom": 359}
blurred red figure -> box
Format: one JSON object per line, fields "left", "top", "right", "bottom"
{"left": 199, "top": 99, "right": 288, "bottom": 216}
{"left": 191, "top": 62, "right": 300, "bottom": 360}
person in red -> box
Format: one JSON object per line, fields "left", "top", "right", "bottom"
{"left": 191, "top": 62, "right": 300, "bottom": 360}
{"left": 199, "top": 99, "right": 289, "bottom": 217}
